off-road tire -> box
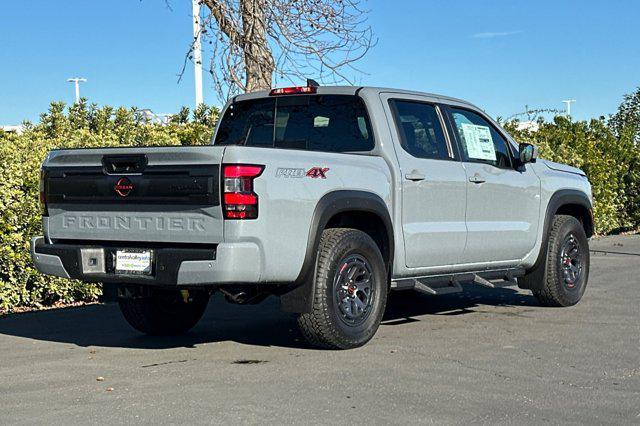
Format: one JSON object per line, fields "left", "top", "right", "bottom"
{"left": 118, "top": 289, "right": 209, "bottom": 335}
{"left": 521, "top": 214, "right": 590, "bottom": 307}
{"left": 297, "top": 228, "right": 388, "bottom": 349}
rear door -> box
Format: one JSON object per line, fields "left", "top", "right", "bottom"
{"left": 44, "top": 146, "right": 225, "bottom": 244}
{"left": 446, "top": 106, "right": 541, "bottom": 264}
{"left": 383, "top": 95, "right": 468, "bottom": 268}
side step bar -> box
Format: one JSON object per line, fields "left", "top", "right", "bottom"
{"left": 390, "top": 268, "right": 524, "bottom": 296}
{"left": 392, "top": 277, "right": 464, "bottom": 296}
{"left": 392, "top": 278, "right": 463, "bottom": 296}
{"left": 472, "top": 274, "right": 516, "bottom": 289}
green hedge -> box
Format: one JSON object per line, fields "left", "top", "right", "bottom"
{"left": 0, "top": 101, "right": 218, "bottom": 313}
{"left": 505, "top": 116, "right": 639, "bottom": 235}
{"left": 1, "top": 91, "right": 639, "bottom": 313}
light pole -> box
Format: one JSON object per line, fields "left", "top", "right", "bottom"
{"left": 192, "top": 0, "right": 203, "bottom": 107}
{"left": 562, "top": 99, "right": 576, "bottom": 118}
{"left": 67, "top": 77, "right": 87, "bottom": 103}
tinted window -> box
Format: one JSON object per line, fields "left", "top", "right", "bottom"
{"left": 392, "top": 101, "right": 450, "bottom": 160}
{"left": 215, "top": 98, "right": 275, "bottom": 148}
{"left": 214, "top": 95, "right": 374, "bottom": 152}
{"left": 450, "top": 108, "right": 513, "bottom": 169}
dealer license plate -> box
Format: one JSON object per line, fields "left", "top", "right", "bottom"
{"left": 115, "top": 250, "right": 153, "bottom": 275}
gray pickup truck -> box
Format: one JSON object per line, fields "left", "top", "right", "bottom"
{"left": 31, "top": 85, "right": 593, "bottom": 349}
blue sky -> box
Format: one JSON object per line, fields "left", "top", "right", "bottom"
{"left": 1, "top": 0, "right": 639, "bottom": 124}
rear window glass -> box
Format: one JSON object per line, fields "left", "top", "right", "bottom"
{"left": 391, "top": 100, "right": 451, "bottom": 160}
{"left": 214, "top": 95, "right": 374, "bottom": 152}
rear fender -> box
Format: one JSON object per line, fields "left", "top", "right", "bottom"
{"left": 280, "top": 190, "right": 393, "bottom": 313}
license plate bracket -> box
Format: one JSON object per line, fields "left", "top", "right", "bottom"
{"left": 115, "top": 249, "right": 153, "bottom": 275}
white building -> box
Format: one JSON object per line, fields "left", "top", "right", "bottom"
{"left": 1, "top": 125, "right": 25, "bottom": 135}
{"left": 139, "top": 109, "right": 172, "bottom": 125}
{"left": 515, "top": 121, "right": 540, "bottom": 132}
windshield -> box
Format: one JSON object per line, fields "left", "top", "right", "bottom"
{"left": 214, "top": 95, "right": 374, "bottom": 153}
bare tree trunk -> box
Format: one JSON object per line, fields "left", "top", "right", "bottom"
{"left": 240, "top": 0, "right": 274, "bottom": 91}
{"left": 197, "top": 0, "right": 372, "bottom": 98}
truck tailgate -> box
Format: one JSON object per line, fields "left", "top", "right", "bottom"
{"left": 43, "top": 146, "right": 225, "bottom": 244}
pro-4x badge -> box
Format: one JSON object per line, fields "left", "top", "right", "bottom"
{"left": 306, "top": 167, "right": 329, "bottom": 179}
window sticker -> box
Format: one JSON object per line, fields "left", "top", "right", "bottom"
{"left": 314, "top": 116, "right": 330, "bottom": 127}
{"left": 460, "top": 123, "right": 496, "bottom": 161}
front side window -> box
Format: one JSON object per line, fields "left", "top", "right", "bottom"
{"left": 214, "top": 95, "right": 374, "bottom": 153}
{"left": 392, "top": 100, "right": 451, "bottom": 160}
{"left": 450, "top": 108, "right": 513, "bottom": 169}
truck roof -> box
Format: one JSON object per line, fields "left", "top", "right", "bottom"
{"left": 233, "top": 85, "right": 477, "bottom": 109}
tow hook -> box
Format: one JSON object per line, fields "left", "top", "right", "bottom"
{"left": 180, "top": 290, "right": 190, "bottom": 303}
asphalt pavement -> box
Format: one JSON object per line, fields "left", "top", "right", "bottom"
{"left": 0, "top": 235, "right": 638, "bottom": 424}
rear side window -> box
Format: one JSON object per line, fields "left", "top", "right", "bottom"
{"left": 214, "top": 95, "right": 374, "bottom": 153}
{"left": 450, "top": 108, "right": 513, "bottom": 169}
{"left": 391, "top": 100, "right": 451, "bottom": 160}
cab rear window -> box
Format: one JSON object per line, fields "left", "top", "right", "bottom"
{"left": 214, "top": 95, "right": 374, "bottom": 153}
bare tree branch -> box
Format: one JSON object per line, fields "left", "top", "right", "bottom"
{"left": 180, "top": 0, "right": 374, "bottom": 100}
{"left": 201, "top": 0, "right": 244, "bottom": 46}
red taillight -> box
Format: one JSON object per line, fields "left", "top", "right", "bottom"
{"left": 269, "top": 86, "right": 317, "bottom": 96}
{"left": 224, "top": 192, "right": 257, "bottom": 205}
{"left": 223, "top": 165, "right": 264, "bottom": 178}
{"left": 222, "top": 164, "right": 264, "bottom": 220}
{"left": 39, "top": 168, "right": 48, "bottom": 216}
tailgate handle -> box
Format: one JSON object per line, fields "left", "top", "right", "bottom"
{"left": 102, "top": 155, "right": 148, "bottom": 174}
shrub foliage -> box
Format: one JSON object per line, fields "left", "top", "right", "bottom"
{"left": 506, "top": 115, "right": 638, "bottom": 234}
{"left": 0, "top": 101, "right": 218, "bottom": 313}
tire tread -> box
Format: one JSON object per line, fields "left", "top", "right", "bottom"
{"left": 297, "top": 228, "right": 386, "bottom": 349}
{"left": 531, "top": 214, "right": 589, "bottom": 307}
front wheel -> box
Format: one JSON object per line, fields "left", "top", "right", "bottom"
{"left": 297, "top": 228, "right": 388, "bottom": 349}
{"left": 118, "top": 288, "right": 210, "bottom": 335}
{"left": 522, "top": 215, "right": 590, "bottom": 307}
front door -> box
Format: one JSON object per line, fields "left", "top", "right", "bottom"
{"left": 447, "top": 107, "right": 541, "bottom": 264}
{"left": 386, "top": 97, "right": 468, "bottom": 268}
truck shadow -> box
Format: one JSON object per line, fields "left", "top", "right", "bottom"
{"left": 0, "top": 285, "right": 538, "bottom": 350}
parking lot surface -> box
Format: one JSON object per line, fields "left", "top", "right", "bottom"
{"left": 1, "top": 235, "right": 639, "bottom": 424}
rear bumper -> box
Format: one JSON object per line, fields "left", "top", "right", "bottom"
{"left": 30, "top": 236, "right": 261, "bottom": 286}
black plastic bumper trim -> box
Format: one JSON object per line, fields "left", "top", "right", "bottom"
{"left": 34, "top": 240, "right": 216, "bottom": 286}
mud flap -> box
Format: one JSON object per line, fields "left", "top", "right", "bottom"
{"left": 279, "top": 280, "right": 314, "bottom": 314}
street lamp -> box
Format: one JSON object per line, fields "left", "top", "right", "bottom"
{"left": 192, "top": 0, "right": 203, "bottom": 107}
{"left": 67, "top": 77, "right": 87, "bottom": 103}
{"left": 562, "top": 99, "right": 576, "bottom": 118}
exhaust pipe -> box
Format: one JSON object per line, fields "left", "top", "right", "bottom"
{"left": 219, "top": 287, "right": 250, "bottom": 304}
{"left": 218, "top": 286, "right": 269, "bottom": 305}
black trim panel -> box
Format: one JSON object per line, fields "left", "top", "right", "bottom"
{"left": 44, "top": 163, "right": 220, "bottom": 206}
{"left": 34, "top": 240, "right": 216, "bottom": 286}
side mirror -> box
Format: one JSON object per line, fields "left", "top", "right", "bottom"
{"left": 518, "top": 143, "right": 538, "bottom": 164}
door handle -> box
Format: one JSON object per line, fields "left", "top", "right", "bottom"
{"left": 468, "top": 173, "right": 486, "bottom": 184}
{"left": 405, "top": 170, "right": 426, "bottom": 181}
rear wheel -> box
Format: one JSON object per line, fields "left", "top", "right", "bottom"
{"left": 297, "top": 228, "right": 388, "bottom": 349}
{"left": 522, "top": 215, "right": 590, "bottom": 307}
{"left": 118, "top": 288, "right": 209, "bottom": 335}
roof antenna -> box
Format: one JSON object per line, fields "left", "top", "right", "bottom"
{"left": 306, "top": 78, "right": 320, "bottom": 87}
